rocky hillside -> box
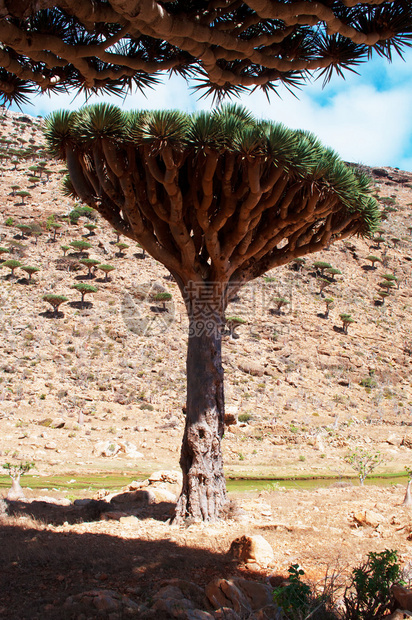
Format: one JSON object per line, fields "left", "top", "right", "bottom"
{"left": 0, "top": 108, "right": 411, "bottom": 482}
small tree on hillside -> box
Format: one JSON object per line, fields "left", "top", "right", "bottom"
{"left": 96, "top": 264, "right": 116, "bottom": 282}
{"left": 1, "top": 259, "right": 21, "bottom": 277}
{"left": 15, "top": 190, "right": 30, "bottom": 205}
{"left": 313, "top": 261, "right": 332, "bottom": 276}
{"left": 403, "top": 467, "right": 412, "bottom": 507}
{"left": 154, "top": 292, "right": 173, "bottom": 311}
{"left": 43, "top": 293, "right": 68, "bottom": 316}
{"left": 323, "top": 298, "right": 334, "bottom": 319}
{"left": 2, "top": 461, "right": 34, "bottom": 500}
{"left": 366, "top": 255, "right": 382, "bottom": 269}
{"left": 344, "top": 448, "right": 384, "bottom": 486}
{"left": 21, "top": 265, "right": 39, "bottom": 281}
{"left": 340, "top": 313, "right": 355, "bottom": 335}
{"left": 70, "top": 240, "right": 91, "bottom": 255}
{"left": 79, "top": 258, "right": 100, "bottom": 278}
{"left": 46, "top": 104, "right": 379, "bottom": 522}
{"left": 72, "top": 282, "right": 97, "bottom": 307}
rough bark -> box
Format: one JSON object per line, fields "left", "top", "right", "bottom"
{"left": 174, "top": 305, "right": 227, "bottom": 523}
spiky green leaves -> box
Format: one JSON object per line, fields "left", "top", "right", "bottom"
{"left": 46, "top": 103, "right": 380, "bottom": 239}
{"left": 44, "top": 110, "right": 76, "bottom": 159}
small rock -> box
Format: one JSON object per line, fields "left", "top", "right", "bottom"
{"left": 237, "top": 361, "right": 265, "bottom": 377}
{"left": 229, "top": 535, "right": 274, "bottom": 567}
{"left": 353, "top": 510, "right": 385, "bottom": 528}
{"left": 148, "top": 470, "right": 183, "bottom": 485}
{"left": 119, "top": 515, "right": 139, "bottom": 524}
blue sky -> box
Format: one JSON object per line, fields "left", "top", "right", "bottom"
{"left": 11, "top": 49, "right": 412, "bottom": 171}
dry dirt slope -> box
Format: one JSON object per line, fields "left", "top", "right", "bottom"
{"left": 0, "top": 108, "right": 411, "bottom": 483}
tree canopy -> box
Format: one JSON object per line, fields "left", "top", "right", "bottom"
{"left": 0, "top": 1, "right": 411, "bottom": 106}
{"left": 46, "top": 103, "right": 379, "bottom": 292}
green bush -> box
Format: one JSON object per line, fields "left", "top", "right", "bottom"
{"left": 343, "top": 550, "right": 402, "bottom": 620}
{"left": 238, "top": 413, "right": 252, "bottom": 423}
{"left": 68, "top": 205, "right": 96, "bottom": 224}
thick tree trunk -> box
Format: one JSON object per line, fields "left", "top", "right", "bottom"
{"left": 7, "top": 476, "right": 25, "bottom": 500}
{"left": 174, "top": 311, "right": 227, "bottom": 523}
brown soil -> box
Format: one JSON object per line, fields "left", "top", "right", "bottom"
{"left": 0, "top": 110, "right": 412, "bottom": 618}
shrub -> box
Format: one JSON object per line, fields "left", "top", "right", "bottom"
{"left": 344, "top": 447, "right": 384, "bottom": 485}
{"left": 42, "top": 293, "right": 68, "bottom": 316}
{"left": 0, "top": 246, "right": 10, "bottom": 257}
{"left": 343, "top": 550, "right": 402, "bottom": 620}
{"left": 238, "top": 413, "right": 252, "bottom": 423}
{"left": 4, "top": 217, "right": 14, "bottom": 226}
{"left": 273, "top": 564, "right": 311, "bottom": 618}
{"left": 68, "top": 205, "right": 96, "bottom": 224}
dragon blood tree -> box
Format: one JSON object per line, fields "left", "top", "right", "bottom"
{"left": 46, "top": 104, "right": 379, "bottom": 522}
{"left": 0, "top": 2, "right": 411, "bottom": 106}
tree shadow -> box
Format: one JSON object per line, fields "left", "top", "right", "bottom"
{"left": 95, "top": 277, "right": 111, "bottom": 283}
{"left": 68, "top": 301, "right": 93, "bottom": 310}
{"left": 150, "top": 305, "right": 167, "bottom": 313}
{"left": 317, "top": 312, "right": 328, "bottom": 319}
{"left": 0, "top": 516, "right": 255, "bottom": 620}
{"left": 39, "top": 310, "right": 65, "bottom": 319}
{"left": 133, "top": 252, "right": 146, "bottom": 260}
{"left": 333, "top": 325, "right": 344, "bottom": 334}
{"left": 74, "top": 274, "right": 96, "bottom": 281}
{"left": 361, "top": 265, "right": 375, "bottom": 271}
{"left": 16, "top": 277, "right": 32, "bottom": 286}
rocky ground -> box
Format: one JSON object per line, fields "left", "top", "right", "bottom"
{"left": 0, "top": 109, "right": 412, "bottom": 618}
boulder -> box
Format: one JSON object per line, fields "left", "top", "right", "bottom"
{"left": 229, "top": 535, "right": 275, "bottom": 567}
{"left": 353, "top": 510, "right": 385, "bottom": 528}
{"left": 63, "top": 589, "right": 140, "bottom": 615}
{"left": 152, "top": 582, "right": 213, "bottom": 619}
{"left": 392, "top": 585, "right": 412, "bottom": 613}
{"left": 94, "top": 441, "right": 121, "bottom": 457}
{"left": 206, "top": 578, "right": 277, "bottom": 616}
{"left": 205, "top": 579, "right": 250, "bottom": 615}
